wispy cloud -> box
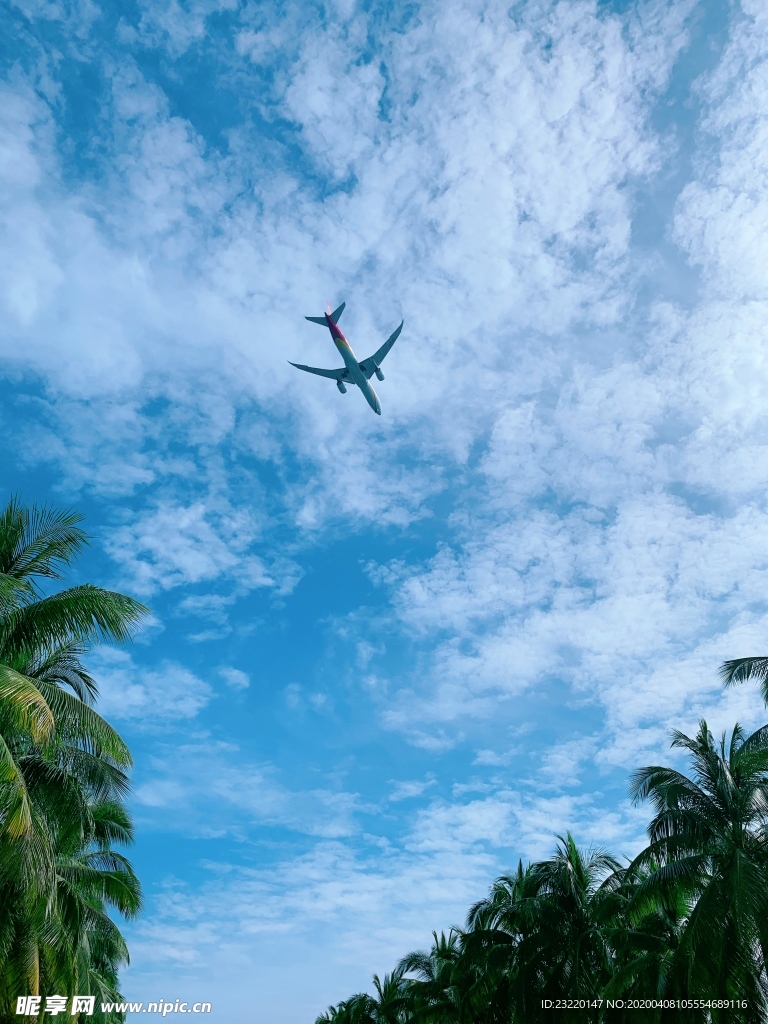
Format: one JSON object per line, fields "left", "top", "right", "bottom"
{"left": 92, "top": 650, "right": 214, "bottom": 723}
{"left": 218, "top": 666, "right": 250, "bottom": 690}
{"left": 105, "top": 500, "right": 273, "bottom": 594}
{"left": 133, "top": 738, "right": 370, "bottom": 839}
{"left": 388, "top": 777, "right": 437, "bottom": 802}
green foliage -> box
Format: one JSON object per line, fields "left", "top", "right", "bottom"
{"left": 0, "top": 499, "right": 148, "bottom": 1022}
{"left": 319, "top": 718, "right": 768, "bottom": 1024}
{"left": 721, "top": 657, "right": 768, "bottom": 705}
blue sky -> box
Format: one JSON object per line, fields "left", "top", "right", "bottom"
{"left": 3, "top": 0, "right": 768, "bottom": 1019}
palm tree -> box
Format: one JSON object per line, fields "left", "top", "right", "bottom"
{"left": 315, "top": 968, "right": 408, "bottom": 1024}
{"left": 628, "top": 720, "right": 768, "bottom": 1021}
{"left": 522, "top": 834, "right": 621, "bottom": 1010}
{"left": 1, "top": 798, "right": 142, "bottom": 1022}
{"left": 0, "top": 498, "right": 147, "bottom": 1020}
{"left": 398, "top": 929, "right": 469, "bottom": 1023}
{"left": 0, "top": 500, "right": 144, "bottom": 839}
{"left": 603, "top": 860, "right": 695, "bottom": 1023}
{"left": 462, "top": 862, "right": 537, "bottom": 1023}
{"left": 469, "top": 837, "right": 619, "bottom": 1021}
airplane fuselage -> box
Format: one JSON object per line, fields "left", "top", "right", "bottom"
{"left": 326, "top": 312, "right": 381, "bottom": 415}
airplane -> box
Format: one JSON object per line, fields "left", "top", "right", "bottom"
{"left": 289, "top": 301, "right": 403, "bottom": 415}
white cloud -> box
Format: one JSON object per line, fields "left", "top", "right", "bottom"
{"left": 308, "top": 691, "right": 330, "bottom": 711}
{"left": 177, "top": 593, "right": 236, "bottom": 622}
{"left": 104, "top": 500, "right": 277, "bottom": 595}
{"left": 473, "top": 749, "right": 517, "bottom": 767}
{"left": 538, "top": 736, "right": 596, "bottom": 788}
{"left": 133, "top": 738, "right": 369, "bottom": 839}
{"left": 673, "top": 1, "right": 768, "bottom": 302}
{"left": 388, "top": 777, "right": 437, "bottom": 802}
{"left": 92, "top": 650, "right": 213, "bottom": 722}
{"left": 372, "top": 497, "right": 768, "bottom": 748}
{"left": 0, "top": 0, "right": 694, "bottom": 528}
{"left": 125, "top": 0, "right": 238, "bottom": 58}
{"left": 283, "top": 34, "right": 384, "bottom": 181}
{"left": 218, "top": 667, "right": 250, "bottom": 690}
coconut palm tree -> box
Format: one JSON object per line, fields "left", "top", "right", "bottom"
{"left": 465, "top": 836, "right": 621, "bottom": 1022}
{"left": 628, "top": 720, "right": 768, "bottom": 1022}
{"left": 315, "top": 969, "right": 408, "bottom": 1024}
{"left": 0, "top": 499, "right": 144, "bottom": 839}
{"left": 397, "top": 929, "right": 472, "bottom": 1023}
{"left": 1, "top": 798, "right": 141, "bottom": 1021}
{"left": 461, "top": 862, "right": 538, "bottom": 1023}
{"left": 603, "top": 860, "right": 697, "bottom": 1023}
{"left": 0, "top": 498, "right": 147, "bottom": 1020}
{"left": 405, "top": 839, "right": 623, "bottom": 1024}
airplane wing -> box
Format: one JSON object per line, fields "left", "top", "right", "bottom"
{"left": 358, "top": 321, "right": 404, "bottom": 379}
{"left": 288, "top": 361, "right": 351, "bottom": 381}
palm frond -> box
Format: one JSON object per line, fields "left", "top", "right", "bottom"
{"left": 0, "top": 665, "right": 54, "bottom": 743}
{"left": 34, "top": 682, "right": 131, "bottom": 768}
{"left": 720, "top": 657, "right": 768, "bottom": 693}
{"left": 0, "top": 731, "right": 34, "bottom": 840}
{"left": 2, "top": 587, "right": 148, "bottom": 661}
{"left": 0, "top": 499, "right": 88, "bottom": 584}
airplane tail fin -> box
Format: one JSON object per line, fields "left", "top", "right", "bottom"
{"left": 305, "top": 301, "right": 345, "bottom": 326}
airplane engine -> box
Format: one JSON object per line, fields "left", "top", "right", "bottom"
{"left": 336, "top": 380, "right": 347, "bottom": 394}
{"left": 374, "top": 367, "right": 385, "bottom": 381}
